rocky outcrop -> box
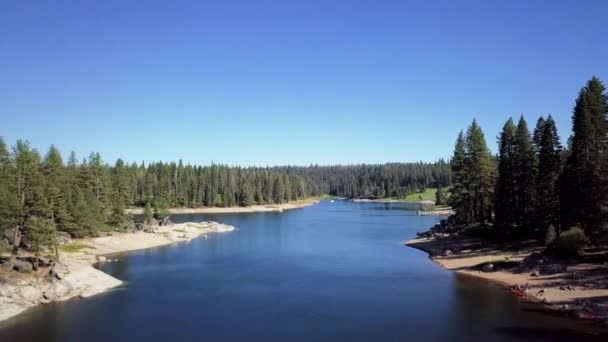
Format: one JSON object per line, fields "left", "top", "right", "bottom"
{"left": 0, "top": 261, "right": 122, "bottom": 322}
{"left": 0, "top": 220, "right": 235, "bottom": 323}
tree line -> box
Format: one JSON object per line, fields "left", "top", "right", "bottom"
{"left": 449, "top": 76, "right": 608, "bottom": 246}
{"left": 0, "top": 143, "right": 450, "bottom": 257}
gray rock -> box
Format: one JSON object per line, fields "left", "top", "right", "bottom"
{"left": 482, "top": 263, "right": 495, "bottom": 272}
{"left": 531, "top": 270, "right": 540, "bottom": 277}
{"left": 98, "top": 256, "right": 107, "bottom": 262}
{"left": 49, "top": 263, "right": 68, "bottom": 280}
{"left": 443, "top": 249, "right": 453, "bottom": 257}
{"left": 160, "top": 217, "right": 173, "bottom": 226}
{"left": 56, "top": 231, "right": 72, "bottom": 245}
{"left": 143, "top": 226, "right": 157, "bottom": 233}
{"left": 523, "top": 252, "right": 545, "bottom": 269}
{"left": 18, "top": 285, "right": 42, "bottom": 302}
{"left": 12, "top": 259, "right": 33, "bottom": 272}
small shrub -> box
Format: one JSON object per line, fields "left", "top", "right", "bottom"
{"left": 545, "top": 225, "right": 557, "bottom": 246}
{"left": 552, "top": 227, "right": 587, "bottom": 258}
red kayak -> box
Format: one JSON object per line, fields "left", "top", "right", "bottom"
{"left": 512, "top": 290, "right": 526, "bottom": 297}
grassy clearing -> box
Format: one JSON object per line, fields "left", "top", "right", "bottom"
{"left": 59, "top": 243, "right": 93, "bottom": 253}
{"left": 403, "top": 188, "right": 438, "bottom": 202}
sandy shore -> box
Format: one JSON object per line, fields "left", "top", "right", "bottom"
{"left": 406, "top": 236, "right": 608, "bottom": 321}
{"left": 126, "top": 199, "right": 320, "bottom": 215}
{"left": 0, "top": 221, "right": 234, "bottom": 323}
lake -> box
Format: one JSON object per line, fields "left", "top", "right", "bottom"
{"left": 0, "top": 200, "right": 602, "bottom": 341}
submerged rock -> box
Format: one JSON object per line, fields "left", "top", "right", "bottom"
{"left": 482, "top": 263, "right": 495, "bottom": 272}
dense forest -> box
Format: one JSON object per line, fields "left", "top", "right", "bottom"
{"left": 448, "top": 76, "right": 608, "bottom": 252}
{"left": 0, "top": 141, "right": 450, "bottom": 257}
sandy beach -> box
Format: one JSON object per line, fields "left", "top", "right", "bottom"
{"left": 406, "top": 236, "right": 608, "bottom": 322}
{"left": 0, "top": 221, "right": 234, "bottom": 323}
{"left": 126, "top": 199, "right": 320, "bottom": 215}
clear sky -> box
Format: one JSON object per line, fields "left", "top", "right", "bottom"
{"left": 1, "top": 0, "right": 607, "bottom": 166}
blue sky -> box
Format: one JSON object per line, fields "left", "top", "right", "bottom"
{"left": 1, "top": 0, "right": 607, "bottom": 166}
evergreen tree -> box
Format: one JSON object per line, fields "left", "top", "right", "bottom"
{"left": 143, "top": 201, "right": 154, "bottom": 224}
{"left": 10, "top": 141, "right": 47, "bottom": 259}
{"left": 435, "top": 187, "right": 446, "bottom": 205}
{"left": 535, "top": 115, "right": 562, "bottom": 234}
{"left": 449, "top": 132, "right": 471, "bottom": 224}
{"left": 494, "top": 118, "right": 517, "bottom": 229}
{"left": 561, "top": 77, "right": 608, "bottom": 240}
{"left": 154, "top": 198, "right": 170, "bottom": 221}
{"left": 464, "top": 119, "right": 495, "bottom": 224}
{"left": 42, "top": 145, "right": 71, "bottom": 233}
{"left": 513, "top": 116, "right": 537, "bottom": 231}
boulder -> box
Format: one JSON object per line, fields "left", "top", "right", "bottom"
{"left": 98, "top": 256, "right": 107, "bottom": 262}
{"left": 160, "top": 217, "right": 173, "bottom": 226}
{"left": 443, "top": 249, "right": 453, "bottom": 257}
{"left": 56, "top": 231, "right": 72, "bottom": 245}
{"left": 143, "top": 226, "right": 157, "bottom": 233}
{"left": 17, "top": 256, "right": 51, "bottom": 268}
{"left": 18, "top": 285, "right": 42, "bottom": 303}
{"left": 531, "top": 270, "right": 540, "bottom": 277}
{"left": 49, "top": 263, "right": 68, "bottom": 280}
{"left": 541, "top": 264, "right": 567, "bottom": 275}
{"left": 523, "top": 252, "right": 545, "bottom": 269}
{"left": 482, "top": 263, "right": 495, "bottom": 273}
{"left": 12, "top": 259, "right": 33, "bottom": 272}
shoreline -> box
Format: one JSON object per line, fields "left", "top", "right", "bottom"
{"left": 0, "top": 221, "right": 235, "bottom": 324}
{"left": 352, "top": 198, "right": 435, "bottom": 205}
{"left": 126, "top": 198, "right": 320, "bottom": 215}
{"left": 405, "top": 236, "right": 608, "bottom": 326}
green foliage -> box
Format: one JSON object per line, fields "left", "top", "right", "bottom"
{"left": 561, "top": 77, "right": 608, "bottom": 240}
{"left": 435, "top": 187, "right": 445, "bottom": 205}
{"left": 552, "top": 227, "right": 588, "bottom": 258}
{"left": 535, "top": 116, "right": 562, "bottom": 231}
{"left": 27, "top": 216, "right": 57, "bottom": 262}
{"left": 545, "top": 225, "right": 557, "bottom": 246}
{"left": 154, "top": 198, "right": 171, "bottom": 220}
{"left": 143, "top": 201, "right": 154, "bottom": 224}
{"left": 450, "top": 120, "right": 495, "bottom": 225}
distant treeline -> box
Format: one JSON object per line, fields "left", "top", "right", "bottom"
{"left": 0, "top": 140, "right": 450, "bottom": 256}
{"left": 449, "top": 76, "right": 608, "bottom": 245}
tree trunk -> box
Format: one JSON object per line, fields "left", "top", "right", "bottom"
{"left": 9, "top": 225, "right": 21, "bottom": 262}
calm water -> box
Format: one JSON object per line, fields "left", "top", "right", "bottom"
{"left": 0, "top": 200, "right": 604, "bottom": 341}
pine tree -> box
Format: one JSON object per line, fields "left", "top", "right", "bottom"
{"left": 464, "top": 119, "right": 495, "bottom": 224}
{"left": 561, "top": 77, "right": 608, "bottom": 240}
{"left": 449, "top": 132, "right": 471, "bottom": 224}
{"left": 42, "top": 145, "right": 71, "bottom": 233}
{"left": 154, "top": 198, "right": 170, "bottom": 221}
{"left": 143, "top": 201, "right": 154, "bottom": 224}
{"left": 435, "top": 187, "right": 446, "bottom": 205}
{"left": 494, "top": 118, "right": 517, "bottom": 229}
{"left": 11, "top": 141, "right": 48, "bottom": 259}
{"left": 535, "top": 115, "right": 562, "bottom": 234}
{"left": 513, "top": 116, "right": 537, "bottom": 232}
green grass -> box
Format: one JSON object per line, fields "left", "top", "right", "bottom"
{"left": 59, "top": 243, "right": 92, "bottom": 253}
{"left": 403, "top": 188, "right": 438, "bottom": 202}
